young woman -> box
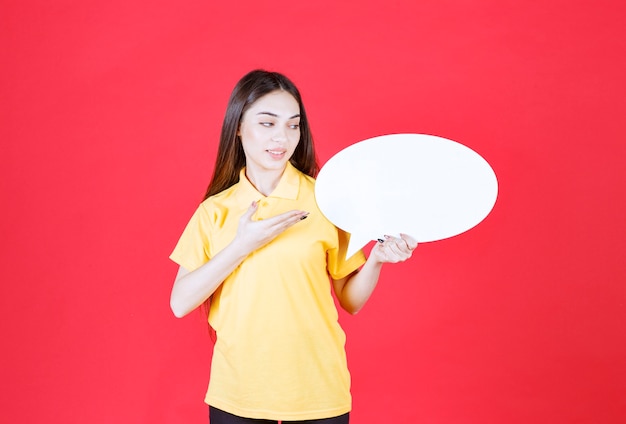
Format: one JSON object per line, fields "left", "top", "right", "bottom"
{"left": 170, "top": 70, "right": 417, "bottom": 424}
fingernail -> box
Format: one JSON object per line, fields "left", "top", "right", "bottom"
{"left": 300, "top": 215, "right": 308, "bottom": 220}
{"left": 377, "top": 238, "right": 385, "bottom": 243}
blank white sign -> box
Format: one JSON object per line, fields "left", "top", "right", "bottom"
{"left": 314, "top": 133, "right": 498, "bottom": 257}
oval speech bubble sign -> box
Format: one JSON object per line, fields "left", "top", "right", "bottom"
{"left": 314, "top": 133, "right": 498, "bottom": 258}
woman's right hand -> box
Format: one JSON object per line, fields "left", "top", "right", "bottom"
{"left": 234, "top": 201, "right": 308, "bottom": 254}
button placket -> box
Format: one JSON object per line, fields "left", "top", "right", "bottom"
{"left": 256, "top": 199, "right": 270, "bottom": 220}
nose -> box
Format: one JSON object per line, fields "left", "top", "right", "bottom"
{"left": 271, "top": 126, "right": 288, "bottom": 142}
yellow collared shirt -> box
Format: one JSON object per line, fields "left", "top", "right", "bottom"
{"left": 170, "top": 163, "right": 366, "bottom": 421}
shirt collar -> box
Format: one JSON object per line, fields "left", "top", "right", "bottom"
{"left": 235, "top": 162, "right": 301, "bottom": 205}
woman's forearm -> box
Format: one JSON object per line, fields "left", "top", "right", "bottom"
{"left": 170, "top": 239, "right": 250, "bottom": 318}
{"left": 335, "top": 255, "right": 384, "bottom": 315}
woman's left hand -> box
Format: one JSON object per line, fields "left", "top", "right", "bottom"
{"left": 370, "top": 233, "right": 418, "bottom": 264}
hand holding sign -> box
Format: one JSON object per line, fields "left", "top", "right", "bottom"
{"left": 314, "top": 134, "right": 498, "bottom": 258}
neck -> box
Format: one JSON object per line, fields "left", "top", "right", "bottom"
{"left": 245, "top": 164, "right": 287, "bottom": 197}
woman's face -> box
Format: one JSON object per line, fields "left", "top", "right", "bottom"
{"left": 238, "top": 90, "right": 301, "bottom": 174}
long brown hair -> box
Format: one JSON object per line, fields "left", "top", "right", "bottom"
{"left": 204, "top": 70, "right": 319, "bottom": 200}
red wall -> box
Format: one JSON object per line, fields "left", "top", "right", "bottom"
{"left": 2, "top": 1, "right": 625, "bottom": 423}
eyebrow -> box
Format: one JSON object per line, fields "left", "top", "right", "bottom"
{"left": 256, "top": 112, "right": 301, "bottom": 119}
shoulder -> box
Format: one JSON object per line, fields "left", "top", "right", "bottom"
{"left": 202, "top": 182, "right": 240, "bottom": 207}
{"left": 197, "top": 183, "right": 242, "bottom": 222}
{"left": 294, "top": 173, "right": 340, "bottom": 237}
{"left": 301, "top": 172, "right": 316, "bottom": 186}
{"left": 296, "top": 171, "right": 317, "bottom": 194}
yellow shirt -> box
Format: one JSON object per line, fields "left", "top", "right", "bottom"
{"left": 170, "top": 163, "right": 366, "bottom": 421}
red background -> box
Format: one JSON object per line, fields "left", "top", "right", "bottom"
{"left": 2, "top": 1, "right": 625, "bottom": 423}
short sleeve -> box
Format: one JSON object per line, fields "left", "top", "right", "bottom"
{"left": 327, "top": 228, "right": 367, "bottom": 280}
{"left": 169, "top": 204, "right": 213, "bottom": 272}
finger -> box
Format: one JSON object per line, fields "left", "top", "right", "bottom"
{"left": 385, "top": 240, "right": 407, "bottom": 259}
{"left": 385, "top": 234, "right": 411, "bottom": 253}
{"left": 381, "top": 236, "right": 412, "bottom": 260}
{"left": 377, "top": 245, "right": 402, "bottom": 263}
{"left": 276, "top": 213, "right": 308, "bottom": 231}
{"left": 241, "top": 200, "right": 259, "bottom": 221}
{"left": 383, "top": 235, "right": 407, "bottom": 251}
{"left": 399, "top": 233, "right": 418, "bottom": 250}
{"left": 263, "top": 210, "right": 309, "bottom": 229}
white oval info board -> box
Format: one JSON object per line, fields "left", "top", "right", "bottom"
{"left": 314, "top": 133, "right": 498, "bottom": 258}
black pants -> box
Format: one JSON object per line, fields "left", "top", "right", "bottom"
{"left": 209, "top": 406, "right": 350, "bottom": 424}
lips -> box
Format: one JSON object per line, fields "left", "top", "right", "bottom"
{"left": 266, "top": 149, "right": 286, "bottom": 159}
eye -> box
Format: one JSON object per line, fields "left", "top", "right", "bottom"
{"left": 260, "top": 122, "right": 274, "bottom": 127}
{"left": 289, "top": 124, "right": 300, "bottom": 130}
